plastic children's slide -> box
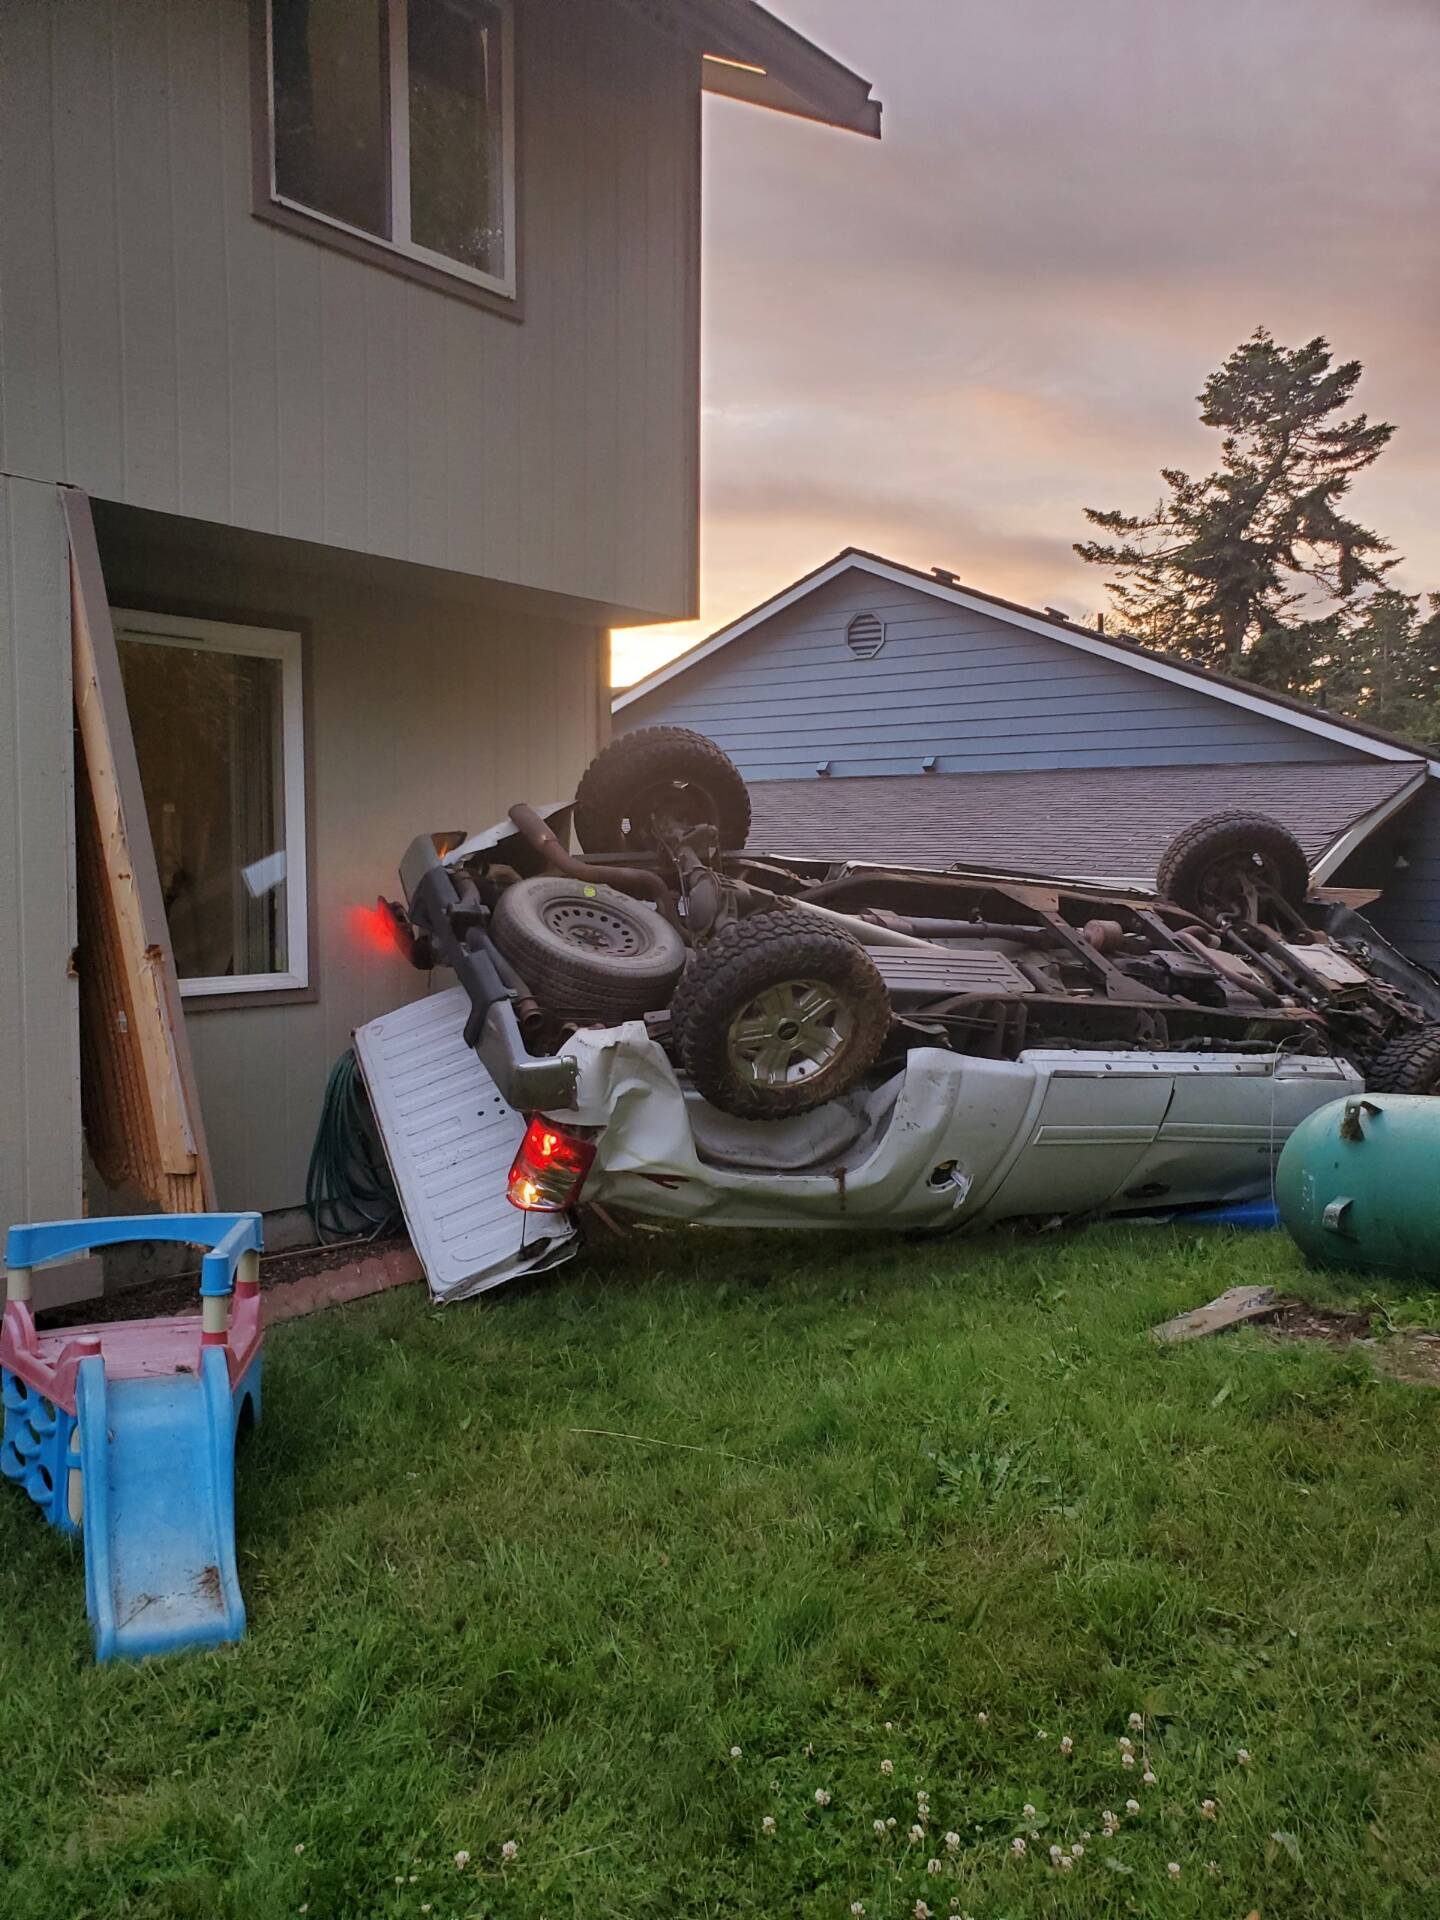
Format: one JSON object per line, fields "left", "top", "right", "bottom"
{"left": 1, "top": 1213, "right": 264, "bottom": 1662}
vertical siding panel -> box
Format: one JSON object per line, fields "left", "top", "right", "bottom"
{"left": 112, "top": 0, "right": 181, "bottom": 512}
{"left": 363, "top": 273, "right": 412, "bottom": 556}
{"left": 0, "top": 5, "right": 67, "bottom": 478}
{"left": 273, "top": 241, "right": 326, "bottom": 544}
{"left": 219, "top": 0, "right": 280, "bottom": 531}
{"left": 546, "top": 9, "right": 589, "bottom": 603}
{"left": 404, "top": 283, "right": 451, "bottom": 570}
{"left": 0, "top": 478, "right": 83, "bottom": 1237}
{"left": 580, "top": 4, "right": 621, "bottom": 604}
{"left": 49, "top": 0, "right": 125, "bottom": 497}
{"left": 442, "top": 296, "right": 487, "bottom": 575}
{"left": 512, "top": 21, "right": 556, "bottom": 592}
{"left": 318, "top": 252, "right": 369, "bottom": 550}
{"left": 166, "top": 0, "right": 232, "bottom": 525}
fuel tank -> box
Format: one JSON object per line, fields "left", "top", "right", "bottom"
{"left": 1275, "top": 1093, "right": 1440, "bottom": 1279}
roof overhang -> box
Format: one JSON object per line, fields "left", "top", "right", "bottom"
{"left": 691, "top": 1, "right": 881, "bottom": 136}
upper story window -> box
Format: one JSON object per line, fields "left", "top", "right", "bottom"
{"left": 261, "top": 0, "right": 516, "bottom": 302}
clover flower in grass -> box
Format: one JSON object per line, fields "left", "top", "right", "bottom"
{"left": 420, "top": 1907, "right": 432, "bottom": 1915}
{"left": 1125, "top": 1798, "right": 1140, "bottom": 1815}
{"left": 1238, "top": 1747, "right": 1253, "bottom": 1766}
{"left": 1200, "top": 1799, "right": 1217, "bottom": 1820}
{"left": 1206, "top": 1860, "right": 1221, "bottom": 1878}
{"left": 293, "top": 1844, "right": 305, "bottom": 1856}
{"left": 453, "top": 1851, "right": 470, "bottom": 1870}
{"left": 910, "top": 1824, "right": 926, "bottom": 1843}
{"left": 1121, "top": 1751, "right": 1135, "bottom": 1768}
{"left": 851, "top": 1905, "right": 866, "bottom": 1917}
{"left": 1168, "top": 1862, "right": 1181, "bottom": 1880}
{"left": 887, "top": 1816, "right": 898, "bottom": 1829}
{"left": 945, "top": 1831, "right": 961, "bottom": 1853}
{"left": 914, "top": 1904, "right": 932, "bottom": 1920}
{"left": 1011, "top": 1836, "right": 1027, "bottom": 1857}
{"left": 761, "top": 1815, "right": 776, "bottom": 1834}
{"left": 1058, "top": 1855, "right": 1073, "bottom": 1872}
{"left": 1118, "top": 1735, "right": 1133, "bottom": 1752}
{"left": 874, "top": 1820, "right": 888, "bottom": 1838}
{"left": 1142, "top": 1769, "right": 1157, "bottom": 1787}
{"left": 729, "top": 1746, "right": 742, "bottom": 1759}
{"left": 927, "top": 1858, "right": 943, "bottom": 1875}
{"left": 1071, "top": 1843, "right": 1085, "bottom": 1858}
{"left": 815, "top": 1789, "right": 832, "bottom": 1808}
{"left": 1059, "top": 1735, "right": 1073, "bottom": 1756}
{"left": 1048, "top": 1845, "right": 1063, "bottom": 1864}
{"left": 881, "top": 1758, "right": 894, "bottom": 1776}
{"left": 1022, "top": 1804, "right": 1036, "bottom": 1820}
{"left": 1128, "top": 1712, "right": 1144, "bottom": 1731}
{"left": 977, "top": 1711, "right": 989, "bottom": 1726}
{"left": 500, "top": 1840, "right": 519, "bottom": 1864}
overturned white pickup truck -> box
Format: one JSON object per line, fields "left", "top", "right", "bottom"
{"left": 351, "top": 724, "right": 1429, "bottom": 1296}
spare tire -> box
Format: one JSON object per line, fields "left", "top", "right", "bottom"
{"left": 1156, "top": 811, "right": 1310, "bottom": 919}
{"left": 670, "top": 911, "right": 891, "bottom": 1119}
{"left": 491, "top": 876, "right": 686, "bottom": 1023}
{"left": 573, "top": 726, "right": 751, "bottom": 855}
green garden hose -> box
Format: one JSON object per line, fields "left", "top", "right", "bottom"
{"left": 305, "top": 1049, "right": 402, "bottom": 1244}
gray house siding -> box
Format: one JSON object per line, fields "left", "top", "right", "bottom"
{"left": 0, "top": 0, "right": 699, "bottom": 623}
{"left": 0, "top": 479, "right": 85, "bottom": 1251}
{"left": 620, "top": 574, "right": 1361, "bottom": 776}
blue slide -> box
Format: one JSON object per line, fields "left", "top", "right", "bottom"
{"left": 76, "top": 1347, "right": 260, "bottom": 1663}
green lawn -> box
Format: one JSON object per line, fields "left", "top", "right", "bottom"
{"left": 5, "top": 1223, "right": 1440, "bottom": 1919}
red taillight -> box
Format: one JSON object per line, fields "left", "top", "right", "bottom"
{"left": 507, "top": 1116, "right": 597, "bottom": 1212}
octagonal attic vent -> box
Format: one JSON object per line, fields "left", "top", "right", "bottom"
{"left": 846, "top": 612, "right": 885, "bottom": 659}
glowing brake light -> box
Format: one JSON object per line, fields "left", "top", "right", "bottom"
{"left": 507, "top": 1116, "right": 598, "bottom": 1212}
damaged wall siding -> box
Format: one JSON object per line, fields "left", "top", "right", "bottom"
{"left": 98, "top": 525, "right": 603, "bottom": 1214}
{"left": 620, "top": 574, "right": 1361, "bottom": 777}
{"left": 0, "top": 477, "right": 85, "bottom": 1240}
{"left": 1335, "top": 784, "right": 1440, "bottom": 973}
{"left": 0, "top": 0, "right": 698, "bottom": 624}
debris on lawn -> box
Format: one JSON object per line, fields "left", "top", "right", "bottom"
{"left": 1151, "top": 1286, "right": 1280, "bottom": 1343}
{"left": 1153, "top": 1289, "right": 1440, "bottom": 1387}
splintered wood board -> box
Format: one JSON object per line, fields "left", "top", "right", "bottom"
{"left": 65, "top": 492, "right": 214, "bottom": 1210}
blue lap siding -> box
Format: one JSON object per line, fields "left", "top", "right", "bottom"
{"left": 619, "top": 573, "right": 1358, "bottom": 777}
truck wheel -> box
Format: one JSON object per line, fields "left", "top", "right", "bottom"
{"left": 1156, "top": 811, "right": 1310, "bottom": 919}
{"left": 491, "top": 876, "right": 686, "bottom": 1023}
{"left": 573, "top": 726, "right": 751, "bottom": 854}
{"left": 1366, "top": 1024, "right": 1440, "bottom": 1095}
{"left": 670, "top": 912, "right": 890, "bottom": 1118}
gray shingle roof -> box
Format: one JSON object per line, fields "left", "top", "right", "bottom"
{"left": 745, "top": 760, "right": 1423, "bottom": 885}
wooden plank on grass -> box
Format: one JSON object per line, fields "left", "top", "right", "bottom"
{"left": 63, "top": 489, "right": 215, "bottom": 1210}
{"left": 1151, "top": 1286, "right": 1279, "bottom": 1344}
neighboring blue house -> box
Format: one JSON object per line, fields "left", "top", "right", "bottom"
{"left": 615, "top": 548, "right": 1440, "bottom": 968}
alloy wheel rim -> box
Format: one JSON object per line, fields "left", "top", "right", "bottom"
{"left": 726, "top": 978, "right": 853, "bottom": 1088}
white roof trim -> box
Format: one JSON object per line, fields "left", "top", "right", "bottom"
{"left": 616, "top": 551, "right": 1432, "bottom": 768}
{"left": 1309, "top": 768, "right": 1428, "bottom": 882}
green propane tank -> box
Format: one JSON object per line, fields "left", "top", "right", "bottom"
{"left": 1275, "top": 1092, "right": 1440, "bottom": 1280}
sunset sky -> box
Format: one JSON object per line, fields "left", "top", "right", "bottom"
{"left": 612, "top": 0, "right": 1440, "bottom": 687}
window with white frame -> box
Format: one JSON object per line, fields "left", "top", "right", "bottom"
{"left": 113, "top": 612, "right": 309, "bottom": 999}
{"left": 264, "top": 0, "right": 516, "bottom": 299}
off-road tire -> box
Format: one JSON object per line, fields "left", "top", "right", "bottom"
{"left": 1366, "top": 1023, "right": 1440, "bottom": 1096}
{"left": 490, "top": 876, "right": 686, "bottom": 1023}
{"left": 573, "top": 726, "right": 752, "bottom": 855}
{"left": 1156, "top": 810, "right": 1310, "bottom": 918}
{"left": 670, "top": 911, "right": 891, "bottom": 1119}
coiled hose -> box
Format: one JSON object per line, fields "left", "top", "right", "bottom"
{"left": 305, "top": 1049, "right": 402, "bottom": 1244}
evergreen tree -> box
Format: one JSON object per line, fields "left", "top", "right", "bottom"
{"left": 1076, "top": 330, "right": 1396, "bottom": 676}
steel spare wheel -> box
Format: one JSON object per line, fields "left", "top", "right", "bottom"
{"left": 490, "top": 876, "right": 686, "bottom": 1022}
{"left": 671, "top": 911, "right": 891, "bottom": 1119}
